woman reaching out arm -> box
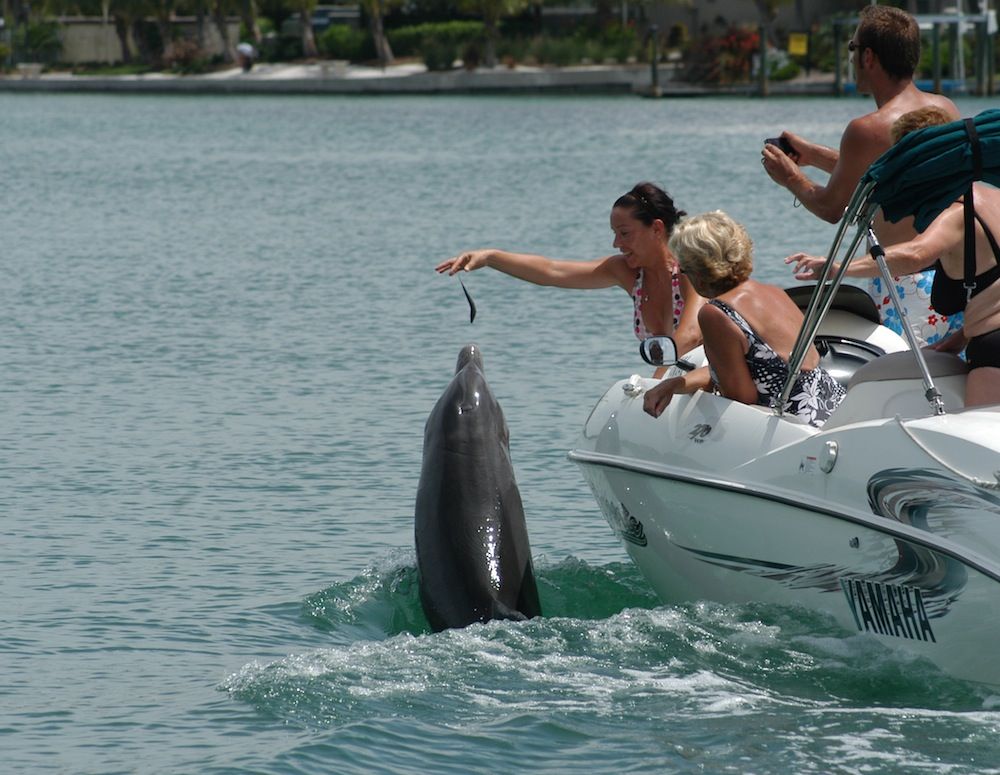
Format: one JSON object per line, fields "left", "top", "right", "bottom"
{"left": 436, "top": 182, "right": 705, "bottom": 356}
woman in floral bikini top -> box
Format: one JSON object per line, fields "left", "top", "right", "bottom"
{"left": 644, "top": 211, "right": 845, "bottom": 428}
{"left": 437, "top": 182, "right": 705, "bottom": 358}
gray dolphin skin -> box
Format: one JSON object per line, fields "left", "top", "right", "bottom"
{"left": 415, "top": 344, "right": 542, "bottom": 632}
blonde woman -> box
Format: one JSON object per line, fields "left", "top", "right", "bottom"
{"left": 644, "top": 211, "right": 845, "bottom": 427}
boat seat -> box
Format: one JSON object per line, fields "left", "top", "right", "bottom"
{"left": 785, "top": 283, "right": 882, "bottom": 325}
{"left": 824, "top": 350, "right": 969, "bottom": 428}
{"left": 847, "top": 349, "right": 969, "bottom": 389}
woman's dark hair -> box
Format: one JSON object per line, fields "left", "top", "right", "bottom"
{"left": 614, "top": 182, "right": 686, "bottom": 234}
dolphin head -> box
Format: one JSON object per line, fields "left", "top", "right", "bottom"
{"left": 423, "top": 344, "right": 508, "bottom": 450}
{"left": 455, "top": 344, "right": 484, "bottom": 375}
{"left": 451, "top": 344, "right": 490, "bottom": 418}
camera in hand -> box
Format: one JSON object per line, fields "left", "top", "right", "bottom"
{"left": 765, "top": 136, "right": 794, "bottom": 155}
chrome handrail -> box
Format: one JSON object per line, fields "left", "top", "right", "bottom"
{"left": 776, "top": 181, "right": 875, "bottom": 412}
{"left": 865, "top": 228, "right": 945, "bottom": 415}
{"left": 776, "top": 177, "right": 948, "bottom": 418}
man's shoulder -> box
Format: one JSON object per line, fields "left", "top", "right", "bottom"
{"left": 845, "top": 89, "right": 959, "bottom": 144}
{"left": 842, "top": 112, "right": 893, "bottom": 153}
{"left": 919, "top": 91, "right": 961, "bottom": 118}
{"left": 882, "top": 88, "right": 961, "bottom": 124}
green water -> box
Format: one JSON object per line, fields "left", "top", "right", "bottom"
{"left": 3, "top": 92, "right": 999, "bottom": 774}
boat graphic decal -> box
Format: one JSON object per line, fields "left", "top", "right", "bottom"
{"left": 865, "top": 467, "right": 993, "bottom": 615}
{"left": 674, "top": 541, "right": 957, "bottom": 620}
{"left": 595, "top": 495, "right": 647, "bottom": 547}
{"left": 840, "top": 578, "right": 936, "bottom": 642}
{"left": 673, "top": 546, "right": 844, "bottom": 593}
{"left": 868, "top": 467, "right": 1000, "bottom": 533}
{"left": 688, "top": 424, "right": 712, "bottom": 443}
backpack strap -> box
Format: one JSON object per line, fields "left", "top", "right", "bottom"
{"left": 963, "top": 117, "right": 984, "bottom": 301}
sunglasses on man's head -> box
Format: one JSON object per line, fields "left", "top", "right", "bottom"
{"left": 848, "top": 40, "right": 862, "bottom": 52}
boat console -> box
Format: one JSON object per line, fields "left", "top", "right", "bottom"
{"left": 785, "top": 284, "right": 894, "bottom": 388}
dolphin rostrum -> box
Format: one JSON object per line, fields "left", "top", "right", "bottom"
{"left": 415, "top": 344, "right": 542, "bottom": 632}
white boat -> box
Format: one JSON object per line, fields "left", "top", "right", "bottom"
{"left": 570, "top": 112, "right": 1000, "bottom": 687}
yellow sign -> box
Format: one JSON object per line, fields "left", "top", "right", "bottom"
{"left": 788, "top": 33, "right": 808, "bottom": 56}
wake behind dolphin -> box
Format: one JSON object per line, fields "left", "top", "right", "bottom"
{"left": 415, "top": 344, "right": 542, "bottom": 632}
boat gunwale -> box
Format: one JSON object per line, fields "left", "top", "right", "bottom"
{"left": 568, "top": 447, "right": 1000, "bottom": 585}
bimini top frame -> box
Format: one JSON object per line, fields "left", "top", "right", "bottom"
{"left": 776, "top": 180, "right": 945, "bottom": 417}
{"left": 777, "top": 108, "right": 1000, "bottom": 419}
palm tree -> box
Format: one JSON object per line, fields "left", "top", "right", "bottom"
{"left": 360, "top": 0, "right": 394, "bottom": 68}
{"left": 238, "top": 0, "right": 261, "bottom": 45}
{"left": 459, "top": 0, "right": 529, "bottom": 69}
{"left": 152, "top": 0, "right": 177, "bottom": 63}
{"left": 289, "top": 0, "right": 317, "bottom": 58}
{"left": 211, "top": 0, "right": 235, "bottom": 62}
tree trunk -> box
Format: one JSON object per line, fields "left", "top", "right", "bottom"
{"left": 484, "top": 15, "right": 498, "bottom": 69}
{"left": 240, "top": 0, "right": 262, "bottom": 45}
{"left": 113, "top": 15, "right": 133, "bottom": 64}
{"left": 213, "top": 0, "right": 233, "bottom": 62}
{"left": 299, "top": 1, "right": 318, "bottom": 58}
{"left": 367, "top": 8, "right": 393, "bottom": 67}
{"left": 157, "top": 0, "right": 176, "bottom": 64}
{"left": 195, "top": 4, "right": 207, "bottom": 51}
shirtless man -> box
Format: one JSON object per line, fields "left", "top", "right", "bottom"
{"left": 761, "top": 5, "right": 962, "bottom": 346}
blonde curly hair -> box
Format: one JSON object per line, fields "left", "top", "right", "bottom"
{"left": 668, "top": 211, "right": 753, "bottom": 297}
{"left": 890, "top": 105, "right": 953, "bottom": 144}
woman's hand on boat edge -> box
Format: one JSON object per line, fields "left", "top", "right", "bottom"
{"left": 643, "top": 377, "right": 681, "bottom": 418}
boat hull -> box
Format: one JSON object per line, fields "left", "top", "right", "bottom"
{"left": 571, "top": 378, "right": 1000, "bottom": 687}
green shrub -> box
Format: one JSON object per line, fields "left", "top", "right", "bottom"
{"left": 71, "top": 62, "right": 153, "bottom": 76}
{"left": 421, "top": 38, "right": 455, "bottom": 71}
{"left": 242, "top": 17, "right": 275, "bottom": 41}
{"left": 13, "top": 20, "right": 62, "bottom": 64}
{"left": 167, "top": 38, "right": 210, "bottom": 74}
{"left": 492, "top": 26, "right": 641, "bottom": 68}
{"left": 918, "top": 36, "right": 973, "bottom": 79}
{"left": 257, "top": 32, "right": 303, "bottom": 62}
{"left": 770, "top": 59, "right": 801, "bottom": 81}
{"left": 388, "top": 21, "right": 484, "bottom": 58}
{"left": 532, "top": 36, "right": 580, "bottom": 67}
{"left": 461, "top": 40, "right": 482, "bottom": 70}
{"left": 318, "top": 24, "right": 371, "bottom": 61}
{"left": 591, "top": 23, "right": 641, "bottom": 62}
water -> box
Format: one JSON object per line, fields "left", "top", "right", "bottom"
{"left": 3, "top": 92, "right": 1000, "bottom": 774}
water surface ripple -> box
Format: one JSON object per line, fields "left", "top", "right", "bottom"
{"left": 2, "top": 93, "right": 998, "bottom": 774}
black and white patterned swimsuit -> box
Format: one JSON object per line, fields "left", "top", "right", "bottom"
{"left": 708, "top": 300, "right": 846, "bottom": 427}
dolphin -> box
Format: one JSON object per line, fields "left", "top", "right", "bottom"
{"left": 415, "top": 344, "right": 542, "bottom": 632}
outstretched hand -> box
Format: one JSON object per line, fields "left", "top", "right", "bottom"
{"left": 435, "top": 250, "right": 491, "bottom": 275}
{"left": 785, "top": 252, "right": 834, "bottom": 281}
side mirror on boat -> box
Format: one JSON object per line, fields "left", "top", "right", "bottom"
{"left": 639, "top": 336, "right": 695, "bottom": 371}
